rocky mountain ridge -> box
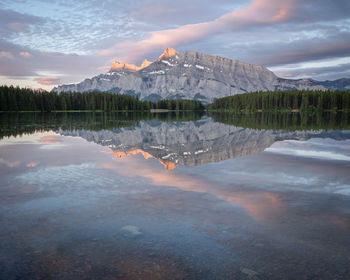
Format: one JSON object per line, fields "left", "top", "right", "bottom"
{"left": 110, "top": 59, "right": 152, "bottom": 72}
{"left": 53, "top": 48, "right": 350, "bottom": 103}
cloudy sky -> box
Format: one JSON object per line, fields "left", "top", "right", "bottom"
{"left": 0, "top": 0, "right": 349, "bottom": 90}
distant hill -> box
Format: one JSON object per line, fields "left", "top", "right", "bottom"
{"left": 53, "top": 48, "right": 350, "bottom": 103}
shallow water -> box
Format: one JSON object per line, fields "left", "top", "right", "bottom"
{"left": 1, "top": 112, "right": 350, "bottom": 279}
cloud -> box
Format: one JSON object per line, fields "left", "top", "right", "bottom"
{"left": 128, "top": 0, "right": 240, "bottom": 26}
{"left": 26, "top": 161, "right": 38, "bottom": 167}
{"left": 19, "top": 51, "right": 32, "bottom": 58}
{"left": 253, "top": 33, "right": 350, "bottom": 66}
{"left": 0, "top": 3, "right": 135, "bottom": 55}
{"left": 0, "top": 158, "right": 21, "bottom": 168}
{"left": 101, "top": 157, "right": 284, "bottom": 221}
{"left": 6, "top": 22, "right": 25, "bottom": 31}
{"left": 274, "top": 62, "right": 350, "bottom": 80}
{"left": 39, "top": 135, "right": 63, "bottom": 144}
{"left": 97, "top": 0, "right": 350, "bottom": 83}
{"left": 300, "top": 0, "right": 350, "bottom": 22}
{"left": 34, "top": 76, "right": 61, "bottom": 86}
{"left": 0, "top": 9, "right": 44, "bottom": 38}
{"left": 1, "top": 0, "right": 350, "bottom": 85}
{"left": 0, "top": 50, "right": 14, "bottom": 59}
{"left": 99, "top": 0, "right": 300, "bottom": 62}
{"left": 278, "top": 72, "right": 318, "bottom": 79}
{"left": 0, "top": 40, "right": 110, "bottom": 88}
{"left": 266, "top": 147, "right": 350, "bottom": 161}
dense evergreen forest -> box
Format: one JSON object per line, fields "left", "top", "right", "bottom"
{"left": 208, "top": 90, "right": 350, "bottom": 112}
{"left": 1, "top": 86, "right": 350, "bottom": 112}
{"left": 0, "top": 86, "right": 204, "bottom": 112}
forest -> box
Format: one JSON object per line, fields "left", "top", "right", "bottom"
{"left": 0, "top": 86, "right": 204, "bottom": 112}
{"left": 1, "top": 86, "right": 350, "bottom": 113}
{"left": 208, "top": 90, "right": 350, "bottom": 112}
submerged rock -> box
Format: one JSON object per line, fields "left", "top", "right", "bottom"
{"left": 121, "top": 225, "right": 142, "bottom": 237}
{"left": 241, "top": 267, "right": 258, "bottom": 278}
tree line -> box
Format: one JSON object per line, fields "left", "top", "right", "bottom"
{"left": 154, "top": 99, "right": 204, "bottom": 111}
{"left": 208, "top": 111, "right": 350, "bottom": 131}
{"left": 0, "top": 86, "right": 204, "bottom": 112}
{"left": 2, "top": 86, "right": 349, "bottom": 113}
{"left": 208, "top": 90, "right": 350, "bottom": 112}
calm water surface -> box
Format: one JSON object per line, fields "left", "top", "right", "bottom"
{"left": 1, "top": 112, "right": 350, "bottom": 280}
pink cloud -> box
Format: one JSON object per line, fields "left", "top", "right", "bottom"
{"left": 26, "top": 161, "right": 38, "bottom": 167}
{"left": 100, "top": 157, "right": 284, "bottom": 221}
{"left": 39, "top": 135, "right": 62, "bottom": 144}
{"left": 277, "top": 72, "right": 318, "bottom": 78}
{"left": 0, "top": 51, "right": 14, "bottom": 59}
{"left": 223, "top": 0, "right": 296, "bottom": 24}
{"left": 99, "top": 0, "right": 299, "bottom": 62}
{"left": 34, "top": 76, "right": 61, "bottom": 86}
{"left": 330, "top": 216, "right": 350, "bottom": 230}
{"left": 6, "top": 22, "right": 25, "bottom": 31}
{"left": 19, "top": 186, "right": 35, "bottom": 193}
{"left": 19, "top": 51, "right": 32, "bottom": 58}
{"left": 0, "top": 158, "right": 21, "bottom": 168}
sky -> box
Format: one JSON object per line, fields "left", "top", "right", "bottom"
{"left": 0, "top": 0, "right": 349, "bottom": 90}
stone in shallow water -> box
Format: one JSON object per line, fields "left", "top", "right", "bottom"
{"left": 121, "top": 225, "right": 142, "bottom": 237}
{"left": 241, "top": 267, "right": 258, "bottom": 278}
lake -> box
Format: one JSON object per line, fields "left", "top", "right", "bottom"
{"left": 1, "top": 112, "right": 350, "bottom": 279}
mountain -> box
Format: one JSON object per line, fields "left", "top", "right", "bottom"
{"left": 110, "top": 59, "right": 152, "bottom": 72}
{"left": 53, "top": 48, "right": 350, "bottom": 103}
{"left": 155, "top": 47, "right": 179, "bottom": 62}
{"left": 58, "top": 116, "right": 350, "bottom": 170}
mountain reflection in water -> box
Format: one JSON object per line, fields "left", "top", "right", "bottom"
{"left": 57, "top": 113, "right": 350, "bottom": 169}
